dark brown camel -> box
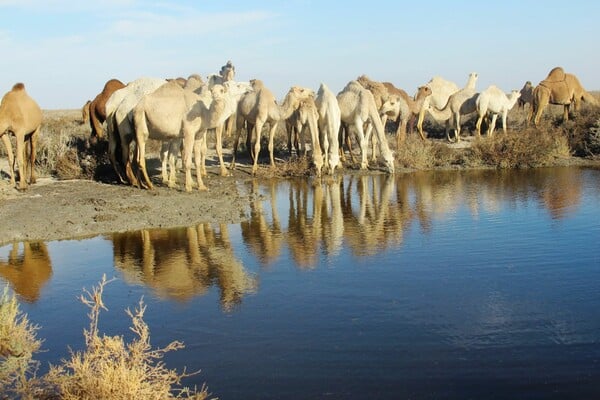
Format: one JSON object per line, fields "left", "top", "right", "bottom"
{"left": 88, "top": 78, "right": 125, "bottom": 142}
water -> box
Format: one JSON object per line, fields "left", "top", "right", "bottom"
{"left": 1, "top": 167, "right": 600, "bottom": 399}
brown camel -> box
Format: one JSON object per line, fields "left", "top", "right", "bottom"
{"left": 0, "top": 83, "right": 42, "bottom": 190}
{"left": 381, "top": 83, "right": 432, "bottom": 146}
{"left": 230, "top": 80, "right": 313, "bottom": 175}
{"left": 88, "top": 78, "right": 125, "bottom": 142}
{"left": 81, "top": 99, "right": 91, "bottom": 125}
{"left": 517, "top": 81, "right": 534, "bottom": 111}
{"left": 530, "top": 67, "right": 598, "bottom": 126}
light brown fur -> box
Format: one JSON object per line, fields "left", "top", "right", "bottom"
{"left": 0, "top": 83, "right": 42, "bottom": 190}
{"left": 230, "top": 80, "right": 313, "bottom": 175}
{"left": 530, "top": 67, "right": 598, "bottom": 126}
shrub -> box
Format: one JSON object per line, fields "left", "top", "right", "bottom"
{"left": 0, "top": 286, "right": 43, "bottom": 398}
{"left": 466, "top": 129, "right": 570, "bottom": 168}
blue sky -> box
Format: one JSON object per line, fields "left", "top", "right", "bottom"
{"left": 0, "top": 0, "right": 598, "bottom": 109}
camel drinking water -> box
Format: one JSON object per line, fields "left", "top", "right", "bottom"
{"left": 0, "top": 83, "right": 42, "bottom": 190}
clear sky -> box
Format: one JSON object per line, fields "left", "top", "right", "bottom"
{"left": 1, "top": 0, "right": 598, "bottom": 109}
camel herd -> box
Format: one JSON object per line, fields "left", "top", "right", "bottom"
{"left": 0, "top": 64, "right": 597, "bottom": 191}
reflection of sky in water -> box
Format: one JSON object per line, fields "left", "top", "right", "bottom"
{"left": 1, "top": 167, "right": 599, "bottom": 399}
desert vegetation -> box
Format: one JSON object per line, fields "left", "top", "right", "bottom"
{"left": 0, "top": 276, "right": 212, "bottom": 399}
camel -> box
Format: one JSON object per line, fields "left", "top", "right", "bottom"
{"left": 88, "top": 78, "right": 126, "bottom": 142}
{"left": 336, "top": 80, "right": 395, "bottom": 173}
{"left": 425, "top": 85, "right": 480, "bottom": 142}
{"left": 417, "top": 72, "right": 478, "bottom": 139}
{"left": 530, "top": 67, "right": 598, "bottom": 126}
{"left": 230, "top": 80, "right": 313, "bottom": 175}
{"left": 134, "top": 82, "right": 233, "bottom": 191}
{"left": 475, "top": 85, "right": 521, "bottom": 137}
{"left": 315, "top": 83, "right": 341, "bottom": 174}
{"left": 380, "top": 84, "right": 432, "bottom": 146}
{"left": 81, "top": 100, "right": 91, "bottom": 125}
{"left": 285, "top": 95, "right": 324, "bottom": 175}
{"left": 105, "top": 77, "right": 168, "bottom": 185}
{"left": 0, "top": 83, "right": 42, "bottom": 190}
{"left": 518, "top": 81, "right": 534, "bottom": 111}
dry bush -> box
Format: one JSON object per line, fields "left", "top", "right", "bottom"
{"left": 395, "top": 135, "right": 461, "bottom": 169}
{"left": 44, "top": 275, "right": 212, "bottom": 400}
{"left": 0, "top": 286, "right": 43, "bottom": 399}
{"left": 466, "top": 129, "right": 570, "bottom": 168}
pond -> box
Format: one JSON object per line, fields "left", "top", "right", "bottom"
{"left": 1, "top": 167, "right": 600, "bottom": 399}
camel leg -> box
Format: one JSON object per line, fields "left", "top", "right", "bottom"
{"left": 416, "top": 108, "right": 427, "bottom": 140}
{"left": 160, "top": 141, "right": 170, "bottom": 184}
{"left": 353, "top": 117, "right": 368, "bottom": 170}
{"left": 475, "top": 114, "right": 484, "bottom": 137}
{"left": 488, "top": 114, "right": 498, "bottom": 137}
{"left": 214, "top": 125, "right": 229, "bottom": 177}
{"left": 501, "top": 111, "right": 508, "bottom": 134}
{"left": 136, "top": 140, "right": 154, "bottom": 190}
{"left": 193, "top": 133, "right": 208, "bottom": 191}
{"left": 563, "top": 104, "right": 570, "bottom": 122}
{"left": 1, "top": 134, "right": 15, "bottom": 186}
{"left": 230, "top": 117, "right": 244, "bottom": 170}
{"left": 27, "top": 128, "right": 39, "bottom": 184}
{"left": 181, "top": 125, "right": 197, "bottom": 192}
{"left": 268, "top": 121, "right": 279, "bottom": 169}
{"left": 13, "top": 133, "right": 28, "bottom": 190}
{"left": 252, "top": 120, "right": 264, "bottom": 175}
{"left": 338, "top": 124, "right": 347, "bottom": 164}
{"left": 454, "top": 113, "right": 462, "bottom": 143}
{"left": 90, "top": 107, "right": 105, "bottom": 141}
{"left": 395, "top": 117, "right": 407, "bottom": 150}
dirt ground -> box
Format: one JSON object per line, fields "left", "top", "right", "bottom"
{"left": 0, "top": 161, "right": 263, "bottom": 245}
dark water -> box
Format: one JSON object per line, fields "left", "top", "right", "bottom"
{"left": 1, "top": 167, "right": 600, "bottom": 399}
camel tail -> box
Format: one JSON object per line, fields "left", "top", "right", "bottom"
{"left": 12, "top": 83, "right": 25, "bottom": 91}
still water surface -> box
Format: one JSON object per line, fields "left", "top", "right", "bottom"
{"left": 1, "top": 167, "right": 600, "bottom": 399}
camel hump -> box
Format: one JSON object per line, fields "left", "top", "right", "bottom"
{"left": 546, "top": 67, "right": 566, "bottom": 82}
{"left": 12, "top": 83, "right": 25, "bottom": 91}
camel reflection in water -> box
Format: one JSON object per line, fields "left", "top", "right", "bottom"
{"left": 0, "top": 242, "right": 52, "bottom": 303}
{"left": 242, "top": 167, "right": 587, "bottom": 266}
{"left": 110, "top": 223, "right": 257, "bottom": 311}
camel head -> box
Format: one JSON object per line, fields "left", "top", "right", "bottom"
{"left": 249, "top": 79, "right": 265, "bottom": 91}
{"left": 380, "top": 94, "right": 401, "bottom": 117}
{"left": 415, "top": 85, "right": 433, "bottom": 101}
{"left": 210, "top": 84, "right": 226, "bottom": 100}
{"left": 465, "top": 72, "right": 478, "bottom": 90}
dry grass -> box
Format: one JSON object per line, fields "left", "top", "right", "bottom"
{"left": 0, "top": 287, "right": 43, "bottom": 398}
{"left": 394, "top": 135, "right": 462, "bottom": 169}
{"left": 0, "top": 277, "right": 213, "bottom": 399}
{"left": 465, "top": 129, "right": 571, "bottom": 169}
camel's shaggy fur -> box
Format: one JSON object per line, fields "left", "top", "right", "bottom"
{"left": 475, "top": 85, "right": 521, "bottom": 137}
{"left": 88, "top": 79, "right": 126, "bottom": 142}
{"left": 336, "top": 80, "right": 394, "bottom": 173}
{"left": 0, "top": 83, "right": 42, "bottom": 190}
{"left": 530, "top": 67, "right": 598, "bottom": 126}
{"left": 315, "top": 83, "right": 341, "bottom": 174}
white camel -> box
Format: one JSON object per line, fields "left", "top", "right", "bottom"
{"left": 475, "top": 85, "right": 521, "bottom": 137}
{"left": 426, "top": 86, "right": 480, "bottom": 142}
{"left": 315, "top": 83, "right": 341, "bottom": 175}
{"left": 230, "top": 80, "right": 313, "bottom": 175}
{"left": 105, "top": 77, "right": 167, "bottom": 185}
{"left": 417, "top": 72, "right": 478, "bottom": 139}
{"left": 285, "top": 95, "right": 324, "bottom": 176}
{"left": 336, "top": 80, "right": 395, "bottom": 173}
{"left": 379, "top": 85, "right": 432, "bottom": 147}
{"left": 133, "top": 82, "right": 233, "bottom": 191}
